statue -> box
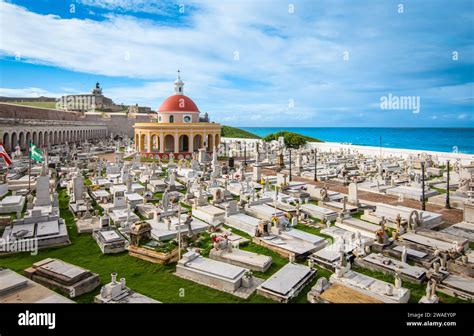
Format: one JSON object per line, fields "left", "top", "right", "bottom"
{"left": 184, "top": 214, "right": 193, "bottom": 236}
{"left": 162, "top": 189, "right": 170, "bottom": 210}
{"left": 408, "top": 210, "right": 420, "bottom": 232}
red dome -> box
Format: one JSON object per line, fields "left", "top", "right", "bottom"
{"left": 158, "top": 95, "right": 199, "bottom": 112}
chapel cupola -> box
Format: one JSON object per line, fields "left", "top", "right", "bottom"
{"left": 174, "top": 69, "right": 184, "bottom": 95}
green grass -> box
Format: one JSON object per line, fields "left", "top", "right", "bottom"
{"left": 0, "top": 188, "right": 273, "bottom": 303}
{"left": 432, "top": 187, "right": 446, "bottom": 194}
{"left": 290, "top": 266, "right": 333, "bottom": 303}
{"left": 221, "top": 125, "right": 261, "bottom": 139}
{"left": 7, "top": 101, "right": 58, "bottom": 109}
{"left": 293, "top": 223, "right": 333, "bottom": 244}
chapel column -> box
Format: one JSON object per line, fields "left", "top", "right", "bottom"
{"left": 174, "top": 132, "right": 179, "bottom": 154}
{"left": 148, "top": 132, "right": 152, "bottom": 153}
{"left": 159, "top": 133, "right": 164, "bottom": 153}
{"left": 189, "top": 131, "right": 194, "bottom": 153}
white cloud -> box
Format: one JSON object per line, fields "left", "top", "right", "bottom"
{"left": 0, "top": 0, "right": 472, "bottom": 126}
{"left": 0, "top": 87, "right": 65, "bottom": 97}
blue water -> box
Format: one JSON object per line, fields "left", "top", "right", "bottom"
{"left": 241, "top": 128, "right": 474, "bottom": 154}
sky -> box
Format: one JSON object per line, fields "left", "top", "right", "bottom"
{"left": 0, "top": 0, "right": 473, "bottom": 127}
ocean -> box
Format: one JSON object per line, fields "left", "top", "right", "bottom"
{"left": 241, "top": 128, "right": 474, "bottom": 154}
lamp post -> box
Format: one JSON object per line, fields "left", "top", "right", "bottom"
{"left": 421, "top": 161, "right": 426, "bottom": 211}
{"left": 177, "top": 204, "right": 182, "bottom": 260}
{"left": 243, "top": 142, "right": 247, "bottom": 167}
{"left": 445, "top": 160, "right": 451, "bottom": 209}
{"left": 289, "top": 148, "right": 292, "bottom": 182}
{"left": 314, "top": 149, "right": 318, "bottom": 182}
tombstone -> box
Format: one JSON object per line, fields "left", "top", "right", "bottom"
{"left": 35, "top": 173, "right": 52, "bottom": 207}
{"left": 225, "top": 200, "right": 239, "bottom": 216}
{"left": 52, "top": 192, "right": 59, "bottom": 208}
{"left": 162, "top": 189, "right": 170, "bottom": 210}
{"left": 100, "top": 214, "right": 110, "bottom": 228}
{"left": 113, "top": 191, "right": 126, "bottom": 208}
{"left": 348, "top": 182, "right": 359, "bottom": 206}
{"left": 26, "top": 194, "right": 34, "bottom": 210}
{"left": 401, "top": 246, "right": 408, "bottom": 264}
{"left": 211, "top": 188, "right": 224, "bottom": 204}
{"left": 394, "top": 268, "right": 402, "bottom": 289}
{"left": 252, "top": 164, "right": 261, "bottom": 182}
{"left": 198, "top": 148, "right": 207, "bottom": 164}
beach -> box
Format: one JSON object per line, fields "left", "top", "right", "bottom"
{"left": 222, "top": 137, "right": 474, "bottom": 165}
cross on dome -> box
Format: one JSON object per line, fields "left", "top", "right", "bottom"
{"left": 174, "top": 69, "right": 184, "bottom": 95}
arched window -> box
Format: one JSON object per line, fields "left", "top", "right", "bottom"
{"left": 169, "top": 115, "right": 174, "bottom": 123}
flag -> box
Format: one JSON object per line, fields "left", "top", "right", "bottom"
{"left": 29, "top": 143, "right": 43, "bottom": 163}
{"left": 0, "top": 144, "right": 12, "bottom": 166}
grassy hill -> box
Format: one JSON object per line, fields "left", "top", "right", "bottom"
{"left": 221, "top": 125, "right": 261, "bottom": 139}
{"left": 4, "top": 101, "right": 58, "bottom": 109}
{"left": 264, "top": 131, "right": 323, "bottom": 143}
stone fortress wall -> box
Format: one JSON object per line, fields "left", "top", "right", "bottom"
{"left": 0, "top": 103, "right": 153, "bottom": 152}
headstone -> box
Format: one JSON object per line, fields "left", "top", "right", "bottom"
{"left": 35, "top": 175, "right": 52, "bottom": 207}
{"left": 348, "top": 182, "right": 359, "bottom": 206}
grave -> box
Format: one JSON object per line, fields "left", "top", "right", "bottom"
{"left": 224, "top": 201, "right": 261, "bottom": 236}
{"left": 308, "top": 282, "right": 383, "bottom": 303}
{"left": 438, "top": 274, "right": 474, "bottom": 301}
{"left": 400, "top": 229, "right": 469, "bottom": 253}
{"left": 93, "top": 228, "right": 127, "bottom": 254}
{"left": 327, "top": 269, "right": 410, "bottom": 303}
{"left": 0, "top": 268, "right": 74, "bottom": 303}
{"left": 175, "top": 251, "right": 263, "bottom": 299}
{"left": 1, "top": 212, "right": 70, "bottom": 251}
{"left": 136, "top": 203, "right": 157, "bottom": 219}
{"left": 300, "top": 203, "right": 337, "bottom": 222}
{"left": 209, "top": 234, "right": 272, "bottom": 272}
{"left": 244, "top": 203, "right": 286, "bottom": 221}
{"left": 253, "top": 228, "right": 327, "bottom": 259}
{"left": 442, "top": 222, "right": 474, "bottom": 243}
{"left": 322, "top": 200, "right": 358, "bottom": 213}
{"left": 442, "top": 203, "right": 474, "bottom": 242}
{"left": 192, "top": 205, "right": 225, "bottom": 226}
{"left": 0, "top": 195, "right": 25, "bottom": 214}
{"left": 75, "top": 208, "right": 101, "bottom": 233}
{"left": 147, "top": 214, "right": 208, "bottom": 241}
{"left": 364, "top": 203, "right": 442, "bottom": 229}
{"left": 257, "top": 263, "right": 316, "bottom": 303}
{"left": 127, "top": 222, "right": 179, "bottom": 264}
{"left": 24, "top": 258, "right": 100, "bottom": 298}
{"left": 386, "top": 185, "right": 438, "bottom": 201}
{"left": 357, "top": 253, "right": 426, "bottom": 284}
{"left": 335, "top": 217, "right": 380, "bottom": 239}
{"left": 95, "top": 273, "right": 160, "bottom": 303}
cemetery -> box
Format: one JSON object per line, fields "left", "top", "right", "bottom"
{"left": 0, "top": 131, "right": 472, "bottom": 306}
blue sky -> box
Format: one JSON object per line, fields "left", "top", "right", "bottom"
{"left": 0, "top": 0, "right": 472, "bottom": 127}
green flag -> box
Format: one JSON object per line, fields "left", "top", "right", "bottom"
{"left": 29, "top": 143, "right": 43, "bottom": 163}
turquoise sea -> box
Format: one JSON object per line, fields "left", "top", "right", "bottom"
{"left": 241, "top": 128, "right": 474, "bottom": 154}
